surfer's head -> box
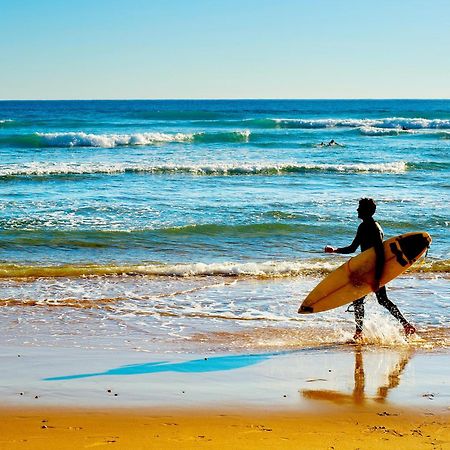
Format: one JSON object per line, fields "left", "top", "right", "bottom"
{"left": 357, "top": 198, "right": 376, "bottom": 219}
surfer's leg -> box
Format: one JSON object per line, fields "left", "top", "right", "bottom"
{"left": 375, "top": 287, "right": 407, "bottom": 325}
{"left": 375, "top": 287, "right": 415, "bottom": 334}
{"left": 353, "top": 297, "right": 365, "bottom": 337}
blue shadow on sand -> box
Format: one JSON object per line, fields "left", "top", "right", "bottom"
{"left": 43, "top": 351, "right": 294, "bottom": 381}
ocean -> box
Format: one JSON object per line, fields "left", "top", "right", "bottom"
{"left": 0, "top": 99, "right": 448, "bottom": 353}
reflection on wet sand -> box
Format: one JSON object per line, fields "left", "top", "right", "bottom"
{"left": 302, "top": 347, "right": 412, "bottom": 405}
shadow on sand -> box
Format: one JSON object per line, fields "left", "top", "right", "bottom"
{"left": 43, "top": 351, "right": 289, "bottom": 381}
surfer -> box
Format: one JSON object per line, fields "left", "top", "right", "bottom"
{"left": 326, "top": 139, "right": 343, "bottom": 147}
{"left": 318, "top": 140, "right": 343, "bottom": 147}
{"left": 324, "top": 198, "right": 416, "bottom": 341}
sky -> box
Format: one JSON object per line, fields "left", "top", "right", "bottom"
{"left": 1, "top": 0, "right": 449, "bottom": 99}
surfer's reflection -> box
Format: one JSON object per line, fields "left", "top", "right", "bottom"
{"left": 302, "top": 347, "right": 412, "bottom": 405}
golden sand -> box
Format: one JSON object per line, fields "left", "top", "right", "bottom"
{"left": 0, "top": 407, "right": 448, "bottom": 449}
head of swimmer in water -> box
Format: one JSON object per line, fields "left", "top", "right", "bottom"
{"left": 357, "top": 198, "right": 376, "bottom": 220}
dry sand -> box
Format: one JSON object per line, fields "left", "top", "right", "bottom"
{"left": 0, "top": 406, "right": 448, "bottom": 449}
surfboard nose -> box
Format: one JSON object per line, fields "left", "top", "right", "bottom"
{"left": 397, "top": 232, "right": 432, "bottom": 264}
{"left": 298, "top": 305, "right": 314, "bottom": 314}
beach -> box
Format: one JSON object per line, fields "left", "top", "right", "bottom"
{"left": 0, "top": 341, "right": 449, "bottom": 449}
{"left": 1, "top": 407, "right": 449, "bottom": 449}
{"left": 0, "top": 99, "right": 449, "bottom": 447}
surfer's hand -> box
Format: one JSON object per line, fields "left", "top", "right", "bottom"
{"left": 324, "top": 246, "right": 336, "bottom": 253}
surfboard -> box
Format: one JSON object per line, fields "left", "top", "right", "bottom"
{"left": 298, "top": 231, "right": 431, "bottom": 314}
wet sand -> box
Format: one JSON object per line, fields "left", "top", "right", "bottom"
{"left": 0, "top": 406, "right": 449, "bottom": 449}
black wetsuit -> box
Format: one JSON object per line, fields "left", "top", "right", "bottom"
{"left": 336, "top": 218, "right": 408, "bottom": 332}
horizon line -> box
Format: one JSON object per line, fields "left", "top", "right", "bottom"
{"left": 1, "top": 97, "right": 449, "bottom": 102}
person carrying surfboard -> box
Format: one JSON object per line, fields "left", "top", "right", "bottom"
{"left": 324, "top": 198, "right": 416, "bottom": 341}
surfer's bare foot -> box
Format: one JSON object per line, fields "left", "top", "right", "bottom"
{"left": 403, "top": 323, "right": 416, "bottom": 336}
{"left": 353, "top": 330, "right": 363, "bottom": 341}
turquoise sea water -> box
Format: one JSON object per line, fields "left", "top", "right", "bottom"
{"left": 0, "top": 100, "right": 448, "bottom": 351}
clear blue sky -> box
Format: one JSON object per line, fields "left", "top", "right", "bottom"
{"left": 1, "top": 0, "right": 449, "bottom": 99}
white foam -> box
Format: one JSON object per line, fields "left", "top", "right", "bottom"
{"left": 34, "top": 130, "right": 251, "bottom": 148}
{"left": 306, "top": 161, "right": 408, "bottom": 173}
{"left": 273, "top": 117, "right": 450, "bottom": 129}
{"left": 0, "top": 161, "right": 409, "bottom": 177}
{"left": 194, "top": 129, "right": 251, "bottom": 141}
{"left": 360, "top": 126, "right": 450, "bottom": 137}
{"left": 132, "top": 260, "right": 339, "bottom": 277}
{"left": 36, "top": 131, "right": 194, "bottom": 147}
{"left": 359, "top": 126, "right": 405, "bottom": 136}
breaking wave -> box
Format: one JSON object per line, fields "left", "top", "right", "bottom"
{"left": 359, "top": 126, "right": 450, "bottom": 137}
{"left": 0, "top": 260, "right": 334, "bottom": 279}
{"left": 0, "top": 119, "right": 15, "bottom": 128}
{"left": 0, "top": 130, "right": 251, "bottom": 148}
{"left": 271, "top": 117, "right": 450, "bottom": 130}
{"left": 0, "top": 257, "right": 447, "bottom": 280}
{"left": 0, "top": 161, "right": 409, "bottom": 179}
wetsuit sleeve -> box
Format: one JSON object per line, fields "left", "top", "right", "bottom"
{"left": 335, "top": 226, "right": 361, "bottom": 254}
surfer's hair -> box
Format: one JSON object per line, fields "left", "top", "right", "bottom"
{"left": 359, "top": 198, "right": 376, "bottom": 216}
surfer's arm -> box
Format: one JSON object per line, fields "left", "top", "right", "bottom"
{"left": 325, "top": 234, "right": 360, "bottom": 254}
{"left": 335, "top": 228, "right": 361, "bottom": 254}
{"left": 335, "top": 237, "right": 359, "bottom": 254}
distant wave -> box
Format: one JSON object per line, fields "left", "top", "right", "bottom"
{"left": 0, "top": 130, "right": 250, "bottom": 148}
{"left": 0, "top": 119, "right": 14, "bottom": 127}
{"left": 0, "top": 161, "right": 409, "bottom": 179}
{"left": 37, "top": 131, "right": 193, "bottom": 147}
{"left": 270, "top": 117, "right": 450, "bottom": 130}
{"left": 3, "top": 116, "right": 450, "bottom": 133}
{"left": 142, "top": 116, "right": 450, "bottom": 131}
{"left": 128, "top": 116, "right": 450, "bottom": 130}
{"left": 190, "top": 130, "right": 250, "bottom": 143}
{"left": 359, "top": 126, "right": 450, "bottom": 137}
{"left": 132, "top": 110, "right": 229, "bottom": 120}
{"left": 359, "top": 126, "right": 408, "bottom": 136}
{"left": 158, "top": 222, "right": 306, "bottom": 236}
{"left": 0, "top": 258, "right": 447, "bottom": 280}
{"left": 0, "top": 222, "right": 307, "bottom": 238}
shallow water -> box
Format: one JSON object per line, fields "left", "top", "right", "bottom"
{"left": 0, "top": 100, "right": 448, "bottom": 352}
{"left": 1, "top": 274, "right": 448, "bottom": 353}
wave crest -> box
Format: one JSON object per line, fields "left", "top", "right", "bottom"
{"left": 272, "top": 117, "right": 450, "bottom": 130}
{"left": 0, "top": 258, "right": 447, "bottom": 280}
{"left": 0, "top": 161, "right": 409, "bottom": 178}
{"left": 28, "top": 130, "right": 250, "bottom": 148}
{"left": 36, "top": 131, "right": 193, "bottom": 147}
{"left": 0, "top": 260, "right": 341, "bottom": 279}
{"left": 359, "top": 126, "right": 450, "bottom": 137}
